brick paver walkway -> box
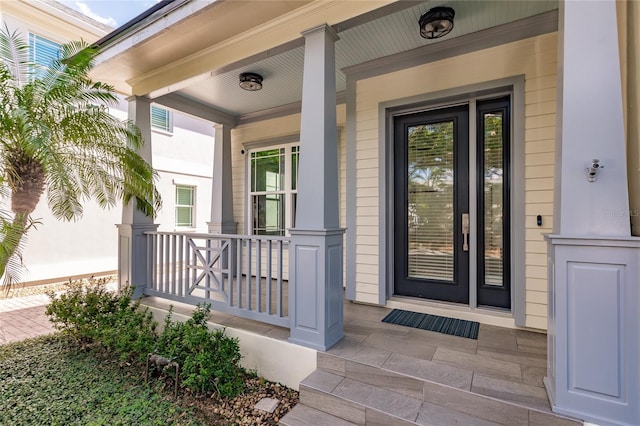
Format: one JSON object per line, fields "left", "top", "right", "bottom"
{"left": 0, "top": 293, "right": 56, "bottom": 345}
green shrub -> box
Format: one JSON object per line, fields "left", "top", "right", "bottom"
{"left": 156, "top": 304, "right": 244, "bottom": 397}
{"left": 46, "top": 282, "right": 244, "bottom": 397}
{"left": 45, "top": 278, "right": 117, "bottom": 341}
{"left": 46, "top": 278, "right": 157, "bottom": 363}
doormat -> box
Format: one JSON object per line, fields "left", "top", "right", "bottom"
{"left": 382, "top": 309, "right": 480, "bottom": 339}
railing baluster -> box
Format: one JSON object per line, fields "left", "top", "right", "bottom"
{"left": 205, "top": 237, "right": 211, "bottom": 300}
{"left": 158, "top": 234, "right": 164, "bottom": 293}
{"left": 227, "top": 239, "right": 234, "bottom": 306}
{"left": 177, "top": 235, "right": 183, "bottom": 297}
{"left": 150, "top": 233, "right": 157, "bottom": 291}
{"left": 237, "top": 238, "right": 243, "bottom": 308}
{"left": 246, "top": 237, "right": 252, "bottom": 310}
{"left": 256, "top": 239, "right": 262, "bottom": 313}
{"left": 146, "top": 234, "right": 153, "bottom": 292}
{"left": 171, "top": 234, "right": 177, "bottom": 295}
{"left": 191, "top": 238, "right": 197, "bottom": 296}
{"left": 266, "top": 239, "right": 272, "bottom": 315}
{"left": 164, "top": 234, "right": 171, "bottom": 294}
{"left": 184, "top": 236, "right": 190, "bottom": 296}
{"left": 277, "top": 240, "right": 283, "bottom": 317}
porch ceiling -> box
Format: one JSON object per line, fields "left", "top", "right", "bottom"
{"left": 96, "top": 0, "right": 558, "bottom": 120}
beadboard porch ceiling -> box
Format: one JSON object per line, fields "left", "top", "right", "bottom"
{"left": 93, "top": 0, "right": 558, "bottom": 119}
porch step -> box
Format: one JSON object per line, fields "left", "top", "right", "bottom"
{"left": 281, "top": 350, "right": 583, "bottom": 426}
{"left": 279, "top": 404, "right": 358, "bottom": 426}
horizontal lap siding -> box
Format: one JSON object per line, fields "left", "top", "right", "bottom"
{"left": 523, "top": 39, "right": 556, "bottom": 329}
{"left": 354, "top": 33, "right": 557, "bottom": 329}
{"left": 353, "top": 109, "right": 380, "bottom": 302}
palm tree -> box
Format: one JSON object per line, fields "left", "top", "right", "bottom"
{"left": 0, "top": 25, "right": 161, "bottom": 285}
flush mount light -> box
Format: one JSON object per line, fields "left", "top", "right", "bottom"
{"left": 419, "top": 6, "right": 455, "bottom": 39}
{"left": 239, "top": 72, "right": 263, "bottom": 91}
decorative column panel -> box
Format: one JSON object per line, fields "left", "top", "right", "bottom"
{"left": 289, "top": 24, "right": 345, "bottom": 350}
{"left": 546, "top": 2, "right": 640, "bottom": 425}
{"left": 119, "top": 96, "right": 158, "bottom": 298}
{"left": 208, "top": 124, "right": 236, "bottom": 234}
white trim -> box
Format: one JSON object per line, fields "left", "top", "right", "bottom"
{"left": 246, "top": 142, "right": 299, "bottom": 236}
{"left": 174, "top": 184, "right": 196, "bottom": 228}
{"left": 171, "top": 178, "right": 199, "bottom": 187}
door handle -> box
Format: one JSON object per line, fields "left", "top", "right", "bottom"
{"left": 462, "top": 213, "right": 469, "bottom": 252}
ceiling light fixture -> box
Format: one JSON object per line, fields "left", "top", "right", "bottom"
{"left": 419, "top": 6, "right": 455, "bottom": 39}
{"left": 239, "top": 72, "right": 263, "bottom": 91}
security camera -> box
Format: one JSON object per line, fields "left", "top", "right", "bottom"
{"left": 586, "top": 159, "right": 603, "bottom": 182}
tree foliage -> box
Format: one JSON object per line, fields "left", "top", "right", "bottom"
{"left": 0, "top": 24, "right": 161, "bottom": 284}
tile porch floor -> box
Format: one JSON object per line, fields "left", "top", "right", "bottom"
{"left": 145, "top": 295, "right": 561, "bottom": 423}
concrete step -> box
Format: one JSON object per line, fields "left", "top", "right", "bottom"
{"left": 308, "top": 352, "right": 582, "bottom": 426}
{"left": 279, "top": 404, "right": 358, "bottom": 426}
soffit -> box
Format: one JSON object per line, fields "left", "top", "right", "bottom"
{"left": 92, "top": 0, "right": 558, "bottom": 116}
{"left": 114, "top": 1, "right": 311, "bottom": 76}
{"left": 175, "top": 0, "right": 558, "bottom": 116}
{"left": 91, "top": 0, "right": 395, "bottom": 94}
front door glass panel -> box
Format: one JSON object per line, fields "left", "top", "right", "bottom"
{"left": 407, "top": 121, "right": 455, "bottom": 282}
{"left": 482, "top": 112, "right": 504, "bottom": 287}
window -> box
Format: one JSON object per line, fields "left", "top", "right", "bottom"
{"left": 151, "top": 105, "right": 172, "bottom": 132}
{"left": 29, "top": 33, "right": 60, "bottom": 76}
{"left": 249, "top": 144, "right": 299, "bottom": 235}
{"left": 175, "top": 185, "right": 195, "bottom": 228}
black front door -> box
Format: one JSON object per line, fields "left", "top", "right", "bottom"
{"left": 393, "top": 98, "right": 512, "bottom": 309}
{"left": 394, "top": 105, "right": 470, "bottom": 303}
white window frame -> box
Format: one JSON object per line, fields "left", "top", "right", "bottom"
{"left": 29, "top": 33, "right": 61, "bottom": 76}
{"left": 247, "top": 143, "right": 299, "bottom": 236}
{"left": 175, "top": 184, "right": 196, "bottom": 228}
{"left": 151, "top": 105, "right": 173, "bottom": 133}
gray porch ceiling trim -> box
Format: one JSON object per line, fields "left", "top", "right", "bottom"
{"left": 237, "top": 91, "right": 346, "bottom": 126}
{"left": 342, "top": 10, "right": 558, "bottom": 80}
{"left": 153, "top": 93, "right": 237, "bottom": 127}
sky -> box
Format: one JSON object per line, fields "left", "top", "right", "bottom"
{"left": 59, "top": 0, "right": 161, "bottom": 28}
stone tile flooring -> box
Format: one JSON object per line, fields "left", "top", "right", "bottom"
{"left": 145, "top": 295, "right": 553, "bottom": 416}
{"left": 338, "top": 302, "right": 552, "bottom": 414}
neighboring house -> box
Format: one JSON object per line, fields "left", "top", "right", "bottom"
{"left": 0, "top": 0, "right": 215, "bottom": 284}
{"left": 88, "top": 1, "right": 638, "bottom": 425}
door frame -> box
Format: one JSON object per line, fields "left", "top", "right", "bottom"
{"left": 378, "top": 77, "right": 526, "bottom": 325}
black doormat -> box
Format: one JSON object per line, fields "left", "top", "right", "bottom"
{"left": 382, "top": 309, "right": 480, "bottom": 339}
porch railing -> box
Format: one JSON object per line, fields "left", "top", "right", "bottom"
{"left": 144, "top": 231, "right": 290, "bottom": 328}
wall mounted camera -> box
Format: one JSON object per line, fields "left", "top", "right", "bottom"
{"left": 586, "top": 159, "right": 603, "bottom": 182}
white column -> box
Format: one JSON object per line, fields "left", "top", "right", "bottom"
{"left": 288, "top": 24, "right": 345, "bottom": 350}
{"left": 553, "top": 0, "right": 629, "bottom": 236}
{"left": 546, "top": 2, "right": 640, "bottom": 425}
{"left": 208, "top": 123, "right": 236, "bottom": 234}
{"left": 118, "top": 96, "right": 158, "bottom": 297}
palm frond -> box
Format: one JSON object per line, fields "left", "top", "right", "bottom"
{"left": 0, "top": 23, "right": 162, "bottom": 281}
{"left": 0, "top": 24, "right": 31, "bottom": 88}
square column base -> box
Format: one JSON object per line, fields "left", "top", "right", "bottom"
{"left": 288, "top": 228, "right": 346, "bottom": 351}
{"left": 545, "top": 235, "right": 640, "bottom": 426}
{"left": 117, "top": 223, "right": 158, "bottom": 298}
